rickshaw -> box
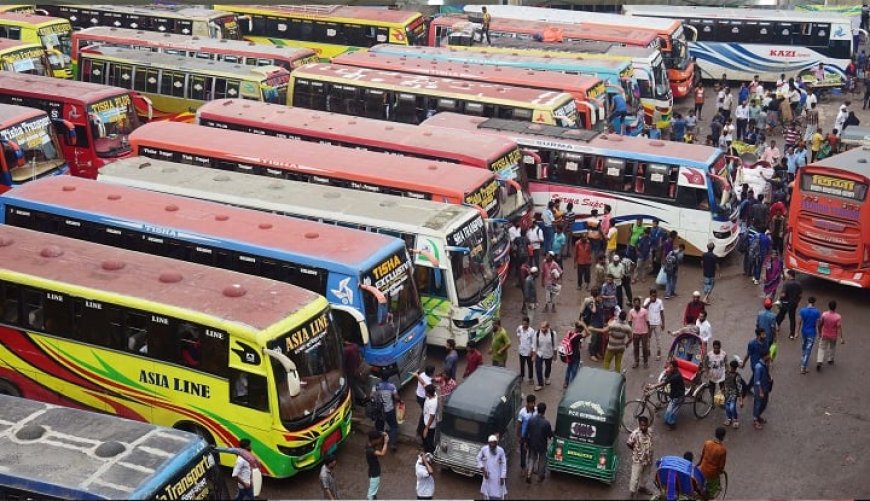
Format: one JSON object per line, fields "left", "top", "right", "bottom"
{"left": 547, "top": 367, "right": 625, "bottom": 484}
{"left": 433, "top": 366, "right": 521, "bottom": 476}
{"left": 653, "top": 455, "right": 707, "bottom": 501}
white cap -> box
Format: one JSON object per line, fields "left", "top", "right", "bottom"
{"left": 488, "top": 434, "right": 498, "bottom": 442}
{"left": 551, "top": 269, "right": 561, "bottom": 278}
{"left": 693, "top": 291, "right": 701, "bottom": 297}
{"left": 612, "top": 254, "right": 621, "bottom": 262}
{"left": 530, "top": 267, "right": 539, "bottom": 274}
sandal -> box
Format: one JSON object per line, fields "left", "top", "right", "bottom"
{"left": 732, "top": 421, "right": 740, "bottom": 429}
{"left": 753, "top": 420, "right": 763, "bottom": 430}
{"left": 723, "top": 419, "right": 732, "bottom": 427}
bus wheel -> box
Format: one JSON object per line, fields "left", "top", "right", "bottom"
{"left": 0, "top": 379, "right": 21, "bottom": 397}
{"left": 175, "top": 422, "right": 215, "bottom": 446}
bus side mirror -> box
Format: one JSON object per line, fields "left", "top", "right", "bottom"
{"left": 264, "top": 347, "right": 301, "bottom": 397}
{"left": 2, "top": 140, "right": 24, "bottom": 168}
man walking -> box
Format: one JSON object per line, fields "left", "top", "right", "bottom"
{"left": 480, "top": 6, "right": 492, "bottom": 45}
{"left": 477, "top": 435, "right": 508, "bottom": 500}
{"left": 756, "top": 298, "right": 779, "bottom": 345}
{"left": 574, "top": 234, "right": 593, "bottom": 290}
{"left": 231, "top": 438, "right": 255, "bottom": 501}
{"left": 817, "top": 300, "right": 845, "bottom": 370}
{"left": 626, "top": 415, "right": 654, "bottom": 499}
{"left": 698, "top": 427, "right": 728, "bottom": 497}
{"left": 421, "top": 384, "right": 438, "bottom": 453}
{"left": 365, "top": 431, "right": 389, "bottom": 500}
{"left": 582, "top": 287, "right": 606, "bottom": 362}
{"left": 371, "top": 376, "right": 401, "bottom": 451}
{"left": 684, "top": 292, "right": 707, "bottom": 326}
{"left": 525, "top": 402, "right": 553, "bottom": 484}
{"left": 489, "top": 319, "right": 511, "bottom": 368}
{"left": 516, "top": 316, "right": 535, "bottom": 383}
{"left": 516, "top": 394, "right": 537, "bottom": 473}
{"left": 562, "top": 321, "right": 585, "bottom": 388}
{"left": 601, "top": 310, "right": 632, "bottom": 373}
{"left": 742, "top": 327, "right": 769, "bottom": 382}
{"left": 644, "top": 289, "right": 666, "bottom": 361}
{"left": 522, "top": 267, "right": 539, "bottom": 323}
{"left": 415, "top": 450, "right": 435, "bottom": 500}
{"left": 752, "top": 351, "right": 772, "bottom": 430}
{"left": 532, "top": 321, "right": 556, "bottom": 390}
{"left": 629, "top": 298, "right": 651, "bottom": 369}
{"left": 320, "top": 455, "right": 339, "bottom": 500}
{"left": 777, "top": 270, "right": 802, "bottom": 340}
{"left": 701, "top": 243, "right": 719, "bottom": 304}
{"left": 797, "top": 296, "right": 821, "bottom": 374}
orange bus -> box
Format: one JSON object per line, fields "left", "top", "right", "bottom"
{"left": 331, "top": 50, "right": 608, "bottom": 131}
{"left": 785, "top": 148, "right": 870, "bottom": 288}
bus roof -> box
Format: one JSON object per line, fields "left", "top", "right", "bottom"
{"left": 0, "top": 394, "right": 209, "bottom": 500}
{"left": 196, "top": 99, "right": 518, "bottom": 166}
{"left": 75, "top": 26, "right": 317, "bottom": 61}
{"left": 468, "top": 39, "right": 658, "bottom": 61}
{"left": 0, "top": 72, "right": 134, "bottom": 103}
{"left": 129, "top": 122, "right": 496, "bottom": 196}
{"left": 621, "top": 5, "right": 849, "bottom": 24}
{"left": 423, "top": 113, "right": 722, "bottom": 168}
{"left": 0, "top": 224, "right": 320, "bottom": 331}
{"left": 464, "top": 5, "right": 681, "bottom": 32}
{"left": 294, "top": 63, "right": 573, "bottom": 106}
{"left": 332, "top": 51, "right": 604, "bottom": 94}
{"left": 0, "top": 38, "right": 42, "bottom": 51}
{"left": 214, "top": 4, "right": 422, "bottom": 25}
{"left": 0, "top": 12, "right": 69, "bottom": 28}
{"left": 80, "top": 46, "right": 286, "bottom": 78}
{"left": 99, "top": 157, "right": 480, "bottom": 236}
{"left": 809, "top": 147, "right": 870, "bottom": 178}
{"left": 52, "top": 4, "right": 236, "bottom": 20}
{"left": 4, "top": 176, "right": 400, "bottom": 272}
{"left": 0, "top": 103, "right": 46, "bottom": 127}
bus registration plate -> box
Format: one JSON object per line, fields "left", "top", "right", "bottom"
{"left": 817, "top": 262, "right": 831, "bottom": 275}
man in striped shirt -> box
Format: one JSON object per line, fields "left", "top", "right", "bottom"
{"left": 783, "top": 121, "right": 801, "bottom": 151}
{"left": 803, "top": 102, "right": 819, "bottom": 143}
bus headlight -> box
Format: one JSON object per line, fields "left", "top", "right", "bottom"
{"left": 278, "top": 442, "right": 316, "bottom": 457}
{"left": 453, "top": 318, "right": 479, "bottom": 329}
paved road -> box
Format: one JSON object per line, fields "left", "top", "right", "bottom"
{"left": 251, "top": 90, "right": 870, "bottom": 500}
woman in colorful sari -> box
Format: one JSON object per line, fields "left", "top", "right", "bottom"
{"left": 762, "top": 249, "right": 783, "bottom": 299}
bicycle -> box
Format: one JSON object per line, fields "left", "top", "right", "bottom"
{"left": 621, "top": 380, "right": 715, "bottom": 432}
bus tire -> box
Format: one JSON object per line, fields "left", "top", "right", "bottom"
{"left": 0, "top": 379, "right": 21, "bottom": 397}
{"left": 175, "top": 421, "right": 215, "bottom": 446}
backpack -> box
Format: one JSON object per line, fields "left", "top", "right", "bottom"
{"left": 663, "top": 251, "right": 678, "bottom": 273}
{"left": 749, "top": 236, "right": 761, "bottom": 259}
{"left": 535, "top": 329, "right": 555, "bottom": 354}
{"left": 558, "top": 331, "right": 578, "bottom": 363}
{"left": 365, "top": 384, "right": 387, "bottom": 421}
{"left": 514, "top": 234, "right": 530, "bottom": 261}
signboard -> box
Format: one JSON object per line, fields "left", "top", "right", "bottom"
{"left": 364, "top": 252, "right": 412, "bottom": 297}
{"left": 0, "top": 115, "right": 51, "bottom": 149}
{"left": 801, "top": 173, "right": 868, "bottom": 201}
{"left": 464, "top": 178, "right": 499, "bottom": 217}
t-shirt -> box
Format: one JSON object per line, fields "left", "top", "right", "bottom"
{"left": 422, "top": 396, "right": 438, "bottom": 429}
{"left": 606, "top": 321, "right": 631, "bottom": 352}
{"left": 516, "top": 326, "right": 535, "bottom": 357}
{"left": 746, "top": 338, "right": 769, "bottom": 368}
{"left": 606, "top": 227, "right": 618, "bottom": 251}
{"left": 811, "top": 132, "right": 824, "bottom": 151}
{"left": 415, "top": 372, "right": 433, "bottom": 399}
{"left": 756, "top": 310, "right": 777, "bottom": 339}
{"left": 491, "top": 327, "right": 511, "bottom": 363}
{"left": 320, "top": 465, "right": 338, "bottom": 500}
{"left": 366, "top": 445, "right": 381, "bottom": 478}
{"left": 534, "top": 329, "right": 556, "bottom": 359}
{"left": 666, "top": 370, "right": 685, "bottom": 400}
{"left": 416, "top": 458, "right": 435, "bottom": 498}
{"left": 629, "top": 307, "right": 649, "bottom": 334}
{"left": 517, "top": 407, "right": 537, "bottom": 437}
{"left": 465, "top": 349, "right": 483, "bottom": 376}
{"left": 644, "top": 298, "right": 664, "bottom": 326}
{"left": 706, "top": 350, "right": 727, "bottom": 383}
{"left": 701, "top": 251, "right": 717, "bottom": 278}
{"left": 781, "top": 281, "right": 803, "bottom": 303}
{"left": 525, "top": 414, "right": 553, "bottom": 453}
{"left": 820, "top": 311, "right": 842, "bottom": 340}
{"left": 444, "top": 350, "right": 459, "bottom": 380}
{"left": 374, "top": 381, "right": 397, "bottom": 413}
{"left": 696, "top": 320, "right": 713, "bottom": 345}
{"left": 698, "top": 439, "right": 727, "bottom": 481}
{"left": 799, "top": 306, "right": 821, "bottom": 338}
{"left": 574, "top": 240, "right": 593, "bottom": 265}
{"left": 232, "top": 455, "right": 252, "bottom": 489}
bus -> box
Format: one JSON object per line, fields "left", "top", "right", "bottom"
{"left": 423, "top": 112, "right": 738, "bottom": 257}
{"left": 0, "top": 6, "right": 35, "bottom": 14}
{"left": 195, "top": 99, "right": 533, "bottom": 224}
{"left": 0, "top": 225, "right": 350, "bottom": 478}
{"left": 0, "top": 103, "right": 69, "bottom": 189}
{"left": 98, "top": 157, "right": 502, "bottom": 348}
{"left": 463, "top": 5, "right": 698, "bottom": 98}
{"left": 332, "top": 50, "right": 608, "bottom": 130}
{"left": 622, "top": 6, "right": 853, "bottom": 82}
{"left": 369, "top": 44, "right": 639, "bottom": 115}
{"left": 0, "top": 72, "right": 143, "bottom": 179}
{"left": 785, "top": 148, "right": 870, "bottom": 287}
{"left": 70, "top": 26, "right": 319, "bottom": 75}
{"left": 1, "top": 175, "right": 427, "bottom": 388}
{"left": 446, "top": 40, "right": 672, "bottom": 128}
{"left": 0, "top": 12, "right": 72, "bottom": 78}
{"left": 37, "top": 4, "right": 242, "bottom": 40}
{"left": 0, "top": 38, "right": 51, "bottom": 77}
{"left": 289, "top": 63, "right": 579, "bottom": 128}
{"left": 0, "top": 394, "right": 229, "bottom": 500}
{"left": 78, "top": 46, "right": 290, "bottom": 121}
{"left": 214, "top": 4, "right": 426, "bottom": 60}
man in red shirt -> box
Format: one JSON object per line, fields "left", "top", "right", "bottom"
{"left": 574, "top": 234, "right": 593, "bottom": 290}
{"left": 684, "top": 292, "right": 707, "bottom": 325}
{"left": 816, "top": 300, "right": 846, "bottom": 370}
{"left": 464, "top": 340, "right": 483, "bottom": 378}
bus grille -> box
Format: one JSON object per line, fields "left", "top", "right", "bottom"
{"left": 398, "top": 337, "right": 426, "bottom": 385}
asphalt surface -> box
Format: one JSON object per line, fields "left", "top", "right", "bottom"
{"left": 248, "top": 88, "right": 870, "bottom": 500}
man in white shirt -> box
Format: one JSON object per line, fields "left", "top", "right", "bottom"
{"left": 527, "top": 224, "right": 544, "bottom": 268}
{"left": 532, "top": 321, "right": 556, "bottom": 391}
{"left": 721, "top": 88, "right": 734, "bottom": 120}
{"left": 696, "top": 311, "right": 713, "bottom": 350}
{"left": 643, "top": 289, "right": 666, "bottom": 361}
{"left": 415, "top": 450, "right": 435, "bottom": 499}
{"left": 421, "top": 384, "right": 438, "bottom": 453}
{"left": 805, "top": 88, "right": 818, "bottom": 110}
{"left": 835, "top": 103, "right": 849, "bottom": 135}
{"left": 734, "top": 101, "right": 749, "bottom": 141}
{"left": 516, "top": 316, "right": 535, "bottom": 384}
{"left": 231, "top": 438, "right": 254, "bottom": 500}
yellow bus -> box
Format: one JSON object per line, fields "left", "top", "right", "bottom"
{"left": 214, "top": 4, "right": 426, "bottom": 60}
{"left": 0, "top": 38, "right": 51, "bottom": 77}
{"left": 78, "top": 46, "right": 290, "bottom": 121}
{"left": 0, "top": 6, "right": 35, "bottom": 14}
{"left": 290, "top": 63, "right": 578, "bottom": 127}
{"left": 0, "top": 224, "right": 350, "bottom": 479}
{"left": 0, "top": 12, "right": 72, "bottom": 78}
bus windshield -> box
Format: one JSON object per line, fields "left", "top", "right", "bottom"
{"left": 670, "top": 27, "right": 689, "bottom": 70}
{"left": 269, "top": 309, "right": 345, "bottom": 428}
{"left": 39, "top": 25, "right": 71, "bottom": 56}
{"left": 87, "top": 94, "right": 139, "bottom": 158}
{"left": 364, "top": 252, "right": 423, "bottom": 348}
{"left": 3, "top": 49, "right": 48, "bottom": 75}
{"left": 653, "top": 60, "right": 670, "bottom": 100}
{"left": 216, "top": 14, "right": 241, "bottom": 40}
{"left": 448, "top": 216, "right": 497, "bottom": 307}
{"left": 1, "top": 114, "right": 64, "bottom": 182}
{"left": 264, "top": 70, "right": 290, "bottom": 104}
{"left": 406, "top": 17, "right": 427, "bottom": 46}
{"left": 709, "top": 172, "right": 733, "bottom": 219}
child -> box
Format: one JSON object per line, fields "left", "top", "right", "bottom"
{"left": 722, "top": 360, "right": 749, "bottom": 428}
{"left": 686, "top": 110, "right": 698, "bottom": 135}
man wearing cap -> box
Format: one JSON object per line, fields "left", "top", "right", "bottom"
{"left": 477, "top": 435, "right": 507, "bottom": 500}
{"left": 607, "top": 254, "right": 631, "bottom": 309}
{"left": 683, "top": 292, "right": 707, "bottom": 326}
{"left": 756, "top": 298, "right": 779, "bottom": 345}
{"left": 541, "top": 252, "right": 562, "bottom": 313}
{"left": 522, "top": 267, "right": 539, "bottom": 324}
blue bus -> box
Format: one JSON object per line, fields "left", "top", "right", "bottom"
{"left": 0, "top": 394, "right": 228, "bottom": 500}
{"left": 0, "top": 175, "right": 427, "bottom": 388}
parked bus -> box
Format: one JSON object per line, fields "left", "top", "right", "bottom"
{"left": 0, "top": 12, "right": 72, "bottom": 78}
{"left": 0, "top": 395, "right": 229, "bottom": 500}
{"left": 37, "top": 4, "right": 241, "bottom": 40}
{"left": 423, "top": 113, "right": 738, "bottom": 257}
{"left": 332, "top": 50, "right": 608, "bottom": 130}
{"left": 214, "top": 4, "right": 426, "bottom": 60}
{"left": 0, "top": 103, "right": 69, "bottom": 189}
{"left": 463, "top": 5, "right": 697, "bottom": 98}
{"left": 78, "top": 46, "right": 290, "bottom": 121}
{"left": 785, "top": 148, "right": 870, "bottom": 287}
{"left": 446, "top": 40, "right": 672, "bottom": 128}
{"left": 0, "top": 38, "right": 51, "bottom": 76}
{"left": 71, "top": 26, "right": 318, "bottom": 75}
{"left": 98, "top": 157, "right": 501, "bottom": 348}
{"left": 195, "top": 99, "right": 532, "bottom": 224}
{"left": 289, "top": 63, "right": 578, "bottom": 127}
{"left": 369, "top": 43, "right": 638, "bottom": 115}
{"left": 622, "top": 6, "right": 853, "bottom": 82}
{"left": 0, "top": 72, "right": 143, "bottom": 178}
{"left": 0, "top": 5, "right": 35, "bottom": 14}
{"left": 0, "top": 225, "right": 350, "bottom": 478}
{"left": 1, "top": 175, "right": 427, "bottom": 388}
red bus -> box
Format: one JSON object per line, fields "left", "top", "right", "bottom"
{"left": 785, "top": 148, "right": 870, "bottom": 287}
{"left": 0, "top": 103, "right": 70, "bottom": 190}
{"left": 331, "top": 50, "right": 609, "bottom": 131}
{"left": 0, "top": 72, "right": 146, "bottom": 179}
{"left": 195, "top": 99, "right": 532, "bottom": 224}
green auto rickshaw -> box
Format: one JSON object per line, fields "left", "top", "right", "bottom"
{"left": 547, "top": 366, "right": 625, "bottom": 484}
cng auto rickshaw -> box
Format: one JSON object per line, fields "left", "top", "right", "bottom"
{"left": 433, "top": 366, "right": 521, "bottom": 476}
{"left": 548, "top": 366, "right": 625, "bottom": 483}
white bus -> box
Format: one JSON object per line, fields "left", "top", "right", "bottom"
{"left": 97, "top": 157, "right": 501, "bottom": 349}
{"left": 622, "top": 6, "right": 854, "bottom": 83}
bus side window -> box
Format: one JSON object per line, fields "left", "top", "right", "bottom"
{"left": 333, "top": 309, "right": 363, "bottom": 345}
{"left": 395, "top": 93, "right": 418, "bottom": 124}
{"left": 635, "top": 164, "right": 646, "bottom": 194}
{"left": 559, "top": 153, "right": 583, "bottom": 187}
{"left": 42, "top": 290, "right": 71, "bottom": 336}
{"left": 337, "top": 85, "right": 359, "bottom": 116}
{"left": 125, "top": 311, "right": 149, "bottom": 355}
{"left": 624, "top": 161, "right": 638, "bottom": 192}
{"left": 146, "top": 312, "right": 176, "bottom": 362}
{"left": 414, "top": 265, "right": 448, "bottom": 299}
{"left": 676, "top": 186, "right": 710, "bottom": 211}
{"left": 344, "top": 24, "right": 365, "bottom": 47}
{"left": 73, "top": 298, "right": 110, "bottom": 347}
{"left": 214, "top": 78, "right": 241, "bottom": 100}
{"left": 109, "top": 64, "right": 134, "bottom": 90}
{"left": 0, "top": 26, "right": 21, "bottom": 40}
{"left": 0, "top": 281, "right": 20, "bottom": 326}
{"left": 81, "top": 59, "right": 106, "bottom": 84}
{"left": 362, "top": 89, "right": 386, "bottom": 120}
{"left": 22, "top": 288, "right": 44, "bottom": 331}
{"left": 189, "top": 75, "right": 214, "bottom": 102}
{"left": 230, "top": 369, "right": 268, "bottom": 411}
{"left": 178, "top": 322, "right": 202, "bottom": 368}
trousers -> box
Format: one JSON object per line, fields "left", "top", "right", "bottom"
{"left": 817, "top": 337, "right": 837, "bottom": 364}
{"left": 535, "top": 356, "right": 553, "bottom": 386}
